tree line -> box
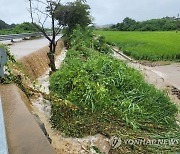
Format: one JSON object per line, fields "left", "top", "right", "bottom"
{"left": 0, "top": 20, "right": 16, "bottom": 30}
{"left": 110, "top": 17, "right": 180, "bottom": 31}
{"left": 0, "top": 21, "right": 40, "bottom": 35}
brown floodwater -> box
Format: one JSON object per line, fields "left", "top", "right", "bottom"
{"left": 0, "top": 84, "right": 55, "bottom": 154}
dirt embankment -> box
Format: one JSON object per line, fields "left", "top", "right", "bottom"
{"left": 19, "top": 41, "right": 64, "bottom": 80}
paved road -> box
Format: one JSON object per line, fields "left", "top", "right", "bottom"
{"left": 0, "top": 37, "right": 62, "bottom": 153}
{"left": 0, "top": 36, "right": 61, "bottom": 59}
{"left": 9, "top": 38, "right": 49, "bottom": 59}
{"left": 0, "top": 84, "right": 55, "bottom": 154}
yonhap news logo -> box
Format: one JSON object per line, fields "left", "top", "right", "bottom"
{"left": 109, "top": 136, "right": 179, "bottom": 149}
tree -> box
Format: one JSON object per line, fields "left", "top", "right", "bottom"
{"left": 54, "top": 0, "right": 91, "bottom": 35}
{"left": 121, "top": 17, "right": 136, "bottom": 31}
{"left": 28, "top": 0, "right": 62, "bottom": 72}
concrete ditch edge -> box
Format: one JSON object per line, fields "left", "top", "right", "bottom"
{"left": 0, "top": 84, "right": 55, "bottom": 154}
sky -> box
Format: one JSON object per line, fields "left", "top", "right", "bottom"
{"left": 0, "top": 0, "right": 180, "bottom": 26}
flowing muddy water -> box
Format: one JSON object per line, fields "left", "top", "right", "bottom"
{"left": 30, "top": 49, "right": 110, "bottom": 154}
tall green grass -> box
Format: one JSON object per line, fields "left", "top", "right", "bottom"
{"left": 96, "top": 31, "right": 180, "bottom": 61}
{"left": 49, "top": 28, "right": 179, "bottom": 153}
{"left": 50, "top": 27, "right": 178, "bottom": 133}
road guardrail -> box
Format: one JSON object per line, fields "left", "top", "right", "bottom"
{"left": 0, "top": 96, "right": 8, "bottom": 154}
{"left": 0, "top": 32, "right": 50, "bottom": 41}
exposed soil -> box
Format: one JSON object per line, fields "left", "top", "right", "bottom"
{"left": 19, "top": 41, "right": 64, "bottom": 80}
{"left": 29, "top": 48, "right": 180, "bottom": 153}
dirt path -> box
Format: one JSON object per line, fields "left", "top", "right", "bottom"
{"left": 114, "top": 51, "right": 180, "bottom": 91}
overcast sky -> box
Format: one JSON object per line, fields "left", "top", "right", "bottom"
{"left": 0, "top": 0, "right": 180, "bottom": 26}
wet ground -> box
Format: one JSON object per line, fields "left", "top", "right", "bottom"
{"left": 114, "top": 51, "right": 180, "bottom": 90}
{"left": 30, "top": 49, "right": 111, "bottom": 154}
{"left": 152, "top": 63, "right": 180, "bottom": 89}
{"left": 31, "top": 49, "right": 180, "bottom": 153}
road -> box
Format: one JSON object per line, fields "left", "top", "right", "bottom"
{"left": 0, "top": 36, "right": 61, "bottom": 59}
{"left": 9, "top": 37, "right": 49, "bottom": 59}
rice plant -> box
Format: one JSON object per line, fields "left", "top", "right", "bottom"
{"left": 95, "top": 31, "right": 180, "bottom": 61}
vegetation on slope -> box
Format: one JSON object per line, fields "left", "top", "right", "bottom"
{"left": 49, "top": 27, "right": 179, "bottom": 153}
{"left": 0, "top": 45, "right": 30, "bottom": 96}
{"left": 96, "top": 30, "right": 180, "bottom": 61}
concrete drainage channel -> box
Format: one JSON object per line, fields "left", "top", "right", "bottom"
{"left": 0, "top": 96, "right": 8, "bottom": 154}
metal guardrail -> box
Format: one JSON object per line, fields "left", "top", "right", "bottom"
{"left": 0, "top": 32, "right": 43, "bottom": 41}
{"left": 0, "top": 96, "right": 8, "bottom": 154}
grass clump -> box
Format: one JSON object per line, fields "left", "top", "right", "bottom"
{"left": 49, "top": 27, "right": 179, "bottom": 152}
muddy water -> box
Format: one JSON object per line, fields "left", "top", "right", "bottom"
{"left": 0, "top": 85, "right": 55, "bottom": 154}
{"left": 31, "top": 49, "right": 67, "bottom": 117}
